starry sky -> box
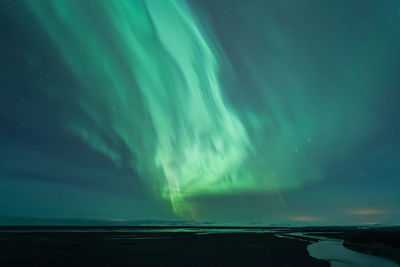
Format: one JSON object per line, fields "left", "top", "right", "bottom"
{"left": 1, "top": 0, "right": 400, "bottom": 225}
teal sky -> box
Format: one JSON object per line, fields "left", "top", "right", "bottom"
{"left": 1, "top": 0, "right": 400, "bottom": 225}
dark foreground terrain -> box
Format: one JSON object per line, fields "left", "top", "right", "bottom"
{"left": 0, "top": 226, "right": 398, "bottom": 266}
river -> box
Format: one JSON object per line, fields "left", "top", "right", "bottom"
{"left": 281, "top": 232, "right": 399, "bottom": 267}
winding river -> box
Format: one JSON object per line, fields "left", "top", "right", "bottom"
{"left": 281, "top": 232, "right": 399, "bottom": 267}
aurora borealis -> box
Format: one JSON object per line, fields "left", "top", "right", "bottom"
{"left": 1, "top": 0, "right": 400, "bottom": 224}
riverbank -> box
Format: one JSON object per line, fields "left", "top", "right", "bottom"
{"left": 0, "top": 226, "right": 399, "bottom": 266}
{"left": 0, "top": 227, "right": 327, "bottom": 266}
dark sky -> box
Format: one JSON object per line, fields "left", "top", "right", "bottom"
{"left": 1, "top": 0, "right": 400, "bottom": 225}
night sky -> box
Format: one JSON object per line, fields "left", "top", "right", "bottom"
{"left": 1, "top": 0, "right": 400, "bottom": 225}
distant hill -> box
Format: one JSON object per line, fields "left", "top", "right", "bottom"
{"left": 0, "top": 215, "right": 198, "bottom": 227}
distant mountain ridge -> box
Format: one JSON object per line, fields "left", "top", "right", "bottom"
{"left": 1, "top": 215, "right": 394, "bottom": 228}
{"left": 0, "top": 215, "right": 201, "bottom": 226}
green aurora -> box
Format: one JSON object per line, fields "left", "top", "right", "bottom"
{"left": 3, "top": 0, "right": 399, "bottom": 222}
{"left": 24, "top": 0, "right": 399, "bottom": 217}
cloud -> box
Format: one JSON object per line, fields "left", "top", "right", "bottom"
{"left": 348, "top": 209, "right": 388, "bottom": 216}
{"left": 289, "top": 216, "right": 319, "bottom": 222}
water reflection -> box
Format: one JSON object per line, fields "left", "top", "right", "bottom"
{"left": 283, "top": 232, "right": 399, "bottom": 267}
